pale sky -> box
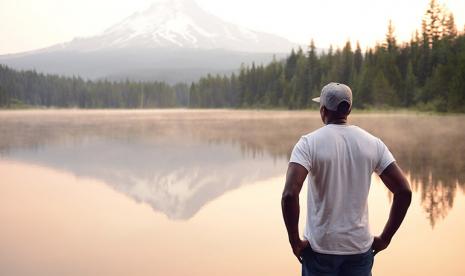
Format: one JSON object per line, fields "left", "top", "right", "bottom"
{"left": 1, "top": 0, "right": 464, "bottom": 55}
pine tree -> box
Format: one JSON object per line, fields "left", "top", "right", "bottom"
{"left": 354, "top": 42, "right": 363, "bottom": 74}
{"left": 189, "top": 82, "right": 197, "bottom": 107}
{"left": 356, "top": 67, "right": 374, "bottom": 108}
{"left": 372, "top": 70, "right": 398, "bottom": 107}
{"left": 292, "top": 53, "right": 309, "bottom": 108}
{"left": 443, "top": 12, "right": 457, "bottom": 39}
{"left": 307, "top": 40, "right": 322, "bottom": 101}
{"left": 385, "top": 20, "right": 397, "bottom": 52}
{"left": 285, "top": 49, "right": 298, "bottom": 82}
{"left": 404, "top": 61, "right": 417, "bottom": 107}
{"left": 422, "top": 0, "right": 447, "bottom": 48}
{"left": 448, "top": 48, "right": 465, "bottom": 112}
{"left": 0, "top": 85, "right": 6, "bottom": 107}
{"left": 340, "top": 41, "right": 353, "bottom": 84}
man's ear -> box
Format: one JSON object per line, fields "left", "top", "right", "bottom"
{"left": 320, "top": 106, "right": 326, "bottom": 123}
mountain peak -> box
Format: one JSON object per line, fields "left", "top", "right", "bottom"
{"left": 145, "top": 0, "right": 199, "bottom": 11}
{"left": 55, "top": 0, "right": 296, "bottom": 53}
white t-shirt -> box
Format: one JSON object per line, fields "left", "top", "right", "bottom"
{"left": 289, "top": 124, "right": 395, "bottom": 255}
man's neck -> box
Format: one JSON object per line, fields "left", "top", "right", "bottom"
{"left": 326, "top": 118, "right": 348, "bottom": 125}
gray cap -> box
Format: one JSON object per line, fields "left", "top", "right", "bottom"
{"left": 312, "top": 82, "right": 352, "bottom": 111}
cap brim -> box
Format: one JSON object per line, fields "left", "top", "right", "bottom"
{"left": 312, "top": 97, "right": 320, "bottom": 103}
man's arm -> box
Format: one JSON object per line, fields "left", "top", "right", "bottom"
{"left": 373, "top": 162, "right": 412, "bottom": 255}
{"left": 281, "top": 162, "right": 310, "bottom": 263}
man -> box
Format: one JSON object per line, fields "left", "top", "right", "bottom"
{"left": 281, "top": 82, "right": 412, "bottom": 276}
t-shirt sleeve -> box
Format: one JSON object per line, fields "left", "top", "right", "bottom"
{"left": 289, "top": 136, "right": 311, "bottom": 172}
{"left": 374, "top": 138, "right": 396, "bottom": 175}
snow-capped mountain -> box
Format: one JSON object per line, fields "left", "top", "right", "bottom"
{"left": 53, "top": 0, "right": 295, "bottom": 53}
{"left": 0, "top": 0, "right": 297, "bottom": 82}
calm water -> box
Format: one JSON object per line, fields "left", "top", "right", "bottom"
{"left": 0, "top": 109, "right": 464, "bottom": 276}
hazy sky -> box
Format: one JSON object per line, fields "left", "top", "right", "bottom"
{"left": 1, "top": 0, "right": 464, "bottom": 54}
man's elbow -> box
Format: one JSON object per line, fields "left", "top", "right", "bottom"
{"left": 281, "top": 190, "right": 298, "bottom": 204}
{"left": 395, "top": 185, "right": 412, "bottom": 206}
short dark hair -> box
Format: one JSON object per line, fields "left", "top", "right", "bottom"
{"left": 325, "top": 101, "right": 351, "bottom": 119}
{"left": 336, "top": 101, "right": 351, "bottom": 116}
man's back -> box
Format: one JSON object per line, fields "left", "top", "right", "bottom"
{"left": 281, "top": 82, "right": 411, "bottom": 276}
{"left": 290, "top": 124, "right": 395, "bottom": 254}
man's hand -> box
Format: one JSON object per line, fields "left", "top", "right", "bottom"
{"left": 372, "top": 236, "right": 390, "bottom": 256}
{"left": 291, "top": 239, "right": 310, "bottom": 263}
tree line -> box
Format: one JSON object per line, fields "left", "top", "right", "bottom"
{"left": 1, "top": 0, "right": 464, "bottom": 112}
{"left": 0, "top": 67, "right": 189, "bottom": 108}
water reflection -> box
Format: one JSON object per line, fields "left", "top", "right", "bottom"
{"left": 0, "top": 110, "right": 463, "bottom": 226}
{"left": 9, "top": 140, "right": 283, "bottom": 220}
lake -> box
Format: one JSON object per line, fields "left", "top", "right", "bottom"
{"left": 0, "top": 109, "right": 464, "bottom": 276}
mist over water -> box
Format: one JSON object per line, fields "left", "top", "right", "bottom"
{"left": 1, "top": 110, "right": 463, "bottom": 225}
{"left": 0, "top": 109, "right": 464, "bottom": 276}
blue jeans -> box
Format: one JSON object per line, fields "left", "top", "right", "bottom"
{"left": 301, "top": 246, "right": 374, "bottom": 276}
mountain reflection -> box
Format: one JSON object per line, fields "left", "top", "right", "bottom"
{"left": 0, "top": 110, "right": 463, "bottom": 225}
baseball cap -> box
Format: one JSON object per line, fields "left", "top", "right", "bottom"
{"left": 312, "top": 82, "right": 352, "bottom": 111}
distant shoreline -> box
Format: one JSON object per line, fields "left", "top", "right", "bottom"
{"left": 0, "top": 107, "right": 463, "bottom": 116}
